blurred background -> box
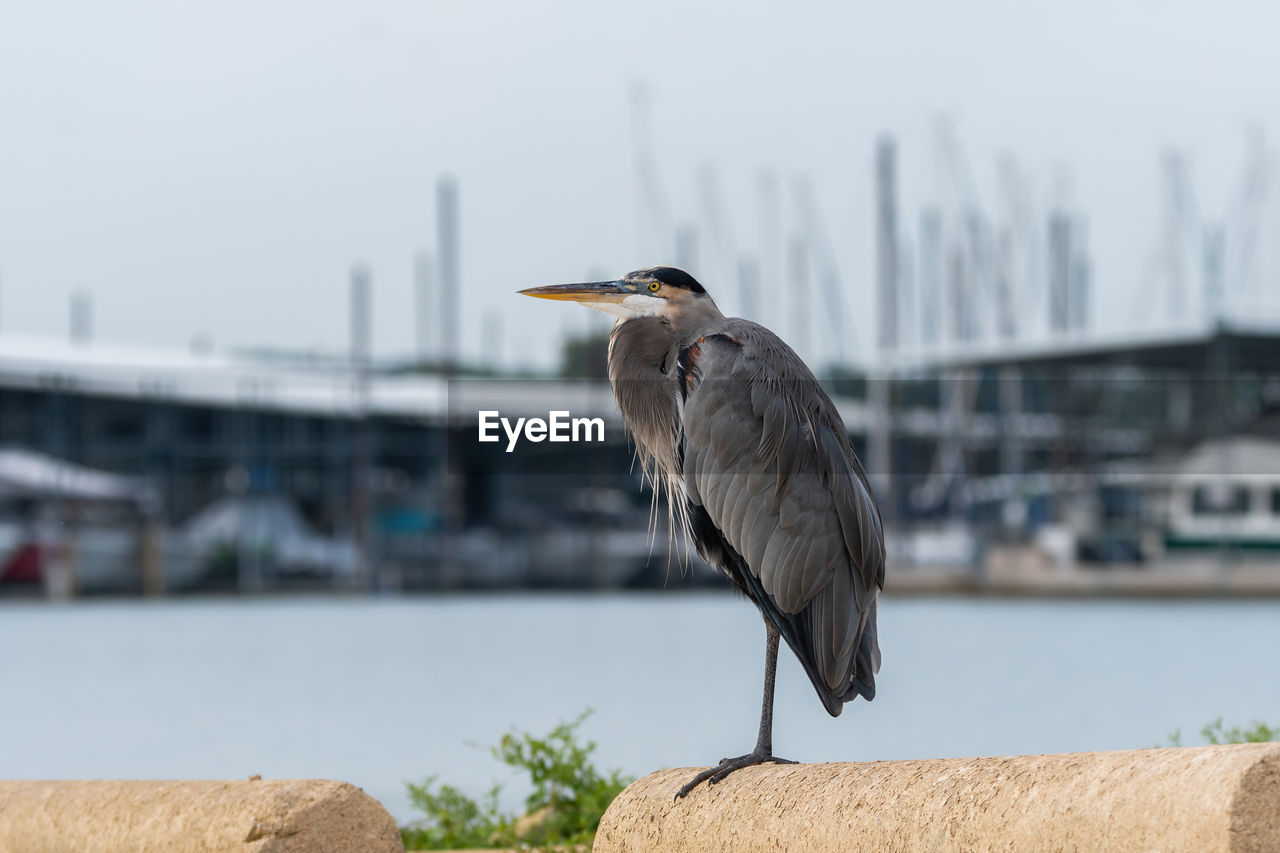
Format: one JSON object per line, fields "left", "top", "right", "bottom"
{"left": 1, "top": 0, "right": 1278, "bottom": 825}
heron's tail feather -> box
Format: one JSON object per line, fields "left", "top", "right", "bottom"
{"left": 844, "top": 674, "right": 875, "bottom": 703}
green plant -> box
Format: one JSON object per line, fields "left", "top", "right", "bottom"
{"left": 1164, "top": 718, "right": 1278, "bottom": 748}
{"left": 402, "top": 777, "right": 509, "bottom": 850}
{"left": 401, "top": 709, "right": 632, "bottom": 851}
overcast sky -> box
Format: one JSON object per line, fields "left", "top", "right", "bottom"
{"left": 1, "top": 0, "right": 1276, "bottom": 372}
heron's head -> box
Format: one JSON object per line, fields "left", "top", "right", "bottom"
{"left": 519, "top": 266, "right": 713, "bottom": 322}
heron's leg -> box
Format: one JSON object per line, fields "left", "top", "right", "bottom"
{"left": 675, "top": 622, "right": 797, "bottom": 799}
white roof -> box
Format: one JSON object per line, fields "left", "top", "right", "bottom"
{"left": 1175, "top": 437, "right": 1280, "bottom": 480}
{"left": 0, "top": 332, "right": 444, "bottom": 417}
{"left": 878, "top": 314, "right": 1280, "bottom": 373}
{"left": 0, "top": 448, "right": 149, "bottom": 502}
{"left": 0, "top": 332, "right": 878, "bottom": 429}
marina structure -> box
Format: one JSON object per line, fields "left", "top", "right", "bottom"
{"left": 0, "top": 314, "right": 1276, "bottom": 595}
{"left": 1, "top": 133, "right": 1278, "bottom": 594}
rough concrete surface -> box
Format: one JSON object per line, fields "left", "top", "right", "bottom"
{"left": 594, "top": 743, "right": 1280, "bottom": 852}
{"left": 0, "top": 778, "right": 403, "bottom": 853}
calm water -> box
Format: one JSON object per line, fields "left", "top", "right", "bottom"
{"left": 2, "top": 593, "right": 1278, "bottom": 821}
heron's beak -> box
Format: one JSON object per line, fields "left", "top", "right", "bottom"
{"left": 518, "top": 281, "right": 629, "bottom": 304}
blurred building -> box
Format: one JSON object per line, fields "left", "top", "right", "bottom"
{"left": 3, "top": 130, "right": 1279, "bottom": 591}
{"left": 1, "top": 313, "right": 1278, "bottom": 594}
{"left": 0, "top": 333, "right": 668, "bottom": 592}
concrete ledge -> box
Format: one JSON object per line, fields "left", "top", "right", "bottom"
{"left": 594, "top": 744, "right": 1280, "bottom": 852}
{"left": 0, "top": 779, "right": 403, "bottom": 852}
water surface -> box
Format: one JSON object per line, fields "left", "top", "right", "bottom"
{"left": 1, "top": 594, "right": 1277, "bottom": 821}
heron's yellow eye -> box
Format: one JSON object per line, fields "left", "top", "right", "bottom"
{"left": 648, "top": 281, "right": 660, "bottom": 292}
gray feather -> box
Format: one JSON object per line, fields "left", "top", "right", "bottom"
{"left": 608, "top": 296, "right": 884, "bottom": 713}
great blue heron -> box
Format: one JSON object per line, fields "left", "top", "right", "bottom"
{"left": 520, "top": 265, "right": 884, "bottom": 797}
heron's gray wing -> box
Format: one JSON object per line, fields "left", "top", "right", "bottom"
{"left": 679, "top": 324, "right": 884, "bottom": 715}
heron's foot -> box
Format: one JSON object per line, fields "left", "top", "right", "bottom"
{"left": 674, "top": 750, "right": 797, "bottom": 799}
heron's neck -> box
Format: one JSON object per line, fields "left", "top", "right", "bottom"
{"left": 614, "top": 295, "right": 723, "bottom": 337}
